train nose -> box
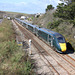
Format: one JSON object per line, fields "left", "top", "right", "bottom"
{"left": 59, "top": 43, "right": 67, "bottom": 52}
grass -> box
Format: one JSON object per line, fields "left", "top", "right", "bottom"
{"left": 0, "top": 19, "right": 15, "bottom": 42}
{"left": 0, "top": 19, "right": 34, "bottom": 75}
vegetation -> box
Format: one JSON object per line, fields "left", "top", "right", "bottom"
{"left": 46, "top": 4, "right": 54, "bottom": 12}
{"left": 0, "top": 19, "right": 34, "bottom": 75}
{"left": 47, "top": 19, "right": 63, "bottom": 29}
{"left": 54, "top": 0, "right": 75, "bottom": 26}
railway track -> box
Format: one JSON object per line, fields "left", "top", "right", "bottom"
{"left": 14, "top": 20, "right": 75, "bottom": 75}
{"left": 41, "top": 38, "right": 75, "bottom": 68}
{"left": 41, "top": 35, "right": 75, "bottom": 67}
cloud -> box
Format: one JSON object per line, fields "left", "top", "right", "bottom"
{"left": 15, "top": 2, "right": 27, "bottom": 6}
{"left": 0, "top": 0, "right": 60, "bottom": 14}
{"left": 58, "top": 0, "right": 62, "bottom": 4}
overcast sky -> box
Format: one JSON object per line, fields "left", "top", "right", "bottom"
{"left": 0, "top": 0, "right": 62, "bottom": 14}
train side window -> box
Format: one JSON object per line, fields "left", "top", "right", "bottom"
{"left": 39, "top": 31, "right": 42, "bottom": 35}
{"left": 48, "top": 35, "right": 51, "bottom": 42}
{"left": 49, "top": 35, "right": 51, "bottom": 39}
{"left": 49, "top": 35, "right": 54, "bottom": 41}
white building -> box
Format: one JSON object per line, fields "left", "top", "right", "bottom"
{"left": 35, "top": 13, "right": 43, "bottom": 18}
{"left": 7, "top": 17, "right": 10, "bottom": 20}
{"left": 21, "top": 16, "right": 26, "bottom": 19}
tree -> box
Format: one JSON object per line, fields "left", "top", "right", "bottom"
{"left": 60, "top": 0, "right": 74, "bottom": 4}
{"left": 46, "top": 4, "right": 54, "bottom": 12}
{"left": 54, "top": 2, "right": 75, "bottom": 19}
{"left": 54, "top": 0, "right": 75, "bottom": 26}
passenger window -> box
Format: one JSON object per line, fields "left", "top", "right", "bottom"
{"left": 49, "top": 35, "right": 51, "bottom": 38}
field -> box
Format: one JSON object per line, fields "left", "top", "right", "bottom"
{"left": 0, "top": 11, "right": 31, "bottom": 19}
{"left": 0, "top": 19, "right": 34, "bottom": 75}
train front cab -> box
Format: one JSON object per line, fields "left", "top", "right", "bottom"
{"left": 48, "top": 34, "right": 67, "bottom": 53}
{"left": 55, "top": 36, "right": 67, "bottom": 53}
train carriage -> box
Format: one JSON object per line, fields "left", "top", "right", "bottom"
{"left": 28, "top": 24, "right": 33, "bottom": 31}
{"left": 22, "top": 22, "right": 28, "bottom": 29}
{"left": 38, "top": 28, "right": 49, "bottom": 42}
{"left": 27, "top": 24, "right": 37, "bottom": 34}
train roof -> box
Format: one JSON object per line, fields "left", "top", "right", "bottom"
{"left": 28, "top": 23, "right": 37, "bottom": 28}
{"left": 39, "top": 28, "right": 63, "bottom": 37}
{"left": 15, "top": 18, "right": 37, "bottom": 28}
{"left": 15, "top": 18, "right": 64, "bottom": 38}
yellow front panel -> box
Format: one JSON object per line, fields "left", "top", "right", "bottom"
{"left": 59, "top": 43, "right": 66, "bottom": 52}
{"left": 18, "top": 44, "right": 22, "bottom": 46}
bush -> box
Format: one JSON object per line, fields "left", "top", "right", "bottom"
{"left": 47, "top": 19, "right": 63, "bottom": 29}
{"left": 72, "top": 18, "right": 75, "bottom": 27}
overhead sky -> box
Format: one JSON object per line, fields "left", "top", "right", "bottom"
{"left": 0, "top": 0, "right": 62, "bottom": 14}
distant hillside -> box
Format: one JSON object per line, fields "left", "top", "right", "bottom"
{"left": 0, "top": 11, "right": 6, "bottom": 18}
{"left": 33, "top": 10, "right": 56, "bottom": 28}
{"left": 32, "top": 10, "right": 75, "bottom": 50}
{"left": 0, "top": 11, "right": 31, "bottom": 19}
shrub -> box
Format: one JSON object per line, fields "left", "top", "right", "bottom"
{"left": 47, "top": 19, "right": 63, "bottom": 29}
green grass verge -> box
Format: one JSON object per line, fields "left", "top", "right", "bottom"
{"left": 0, "top": 19, "right": 34, "bottom": 75}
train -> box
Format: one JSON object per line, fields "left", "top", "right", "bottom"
{"left": 15, "top": 18, "right": 67, "bottom": 53}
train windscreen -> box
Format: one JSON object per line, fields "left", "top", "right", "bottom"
{"left": 57, "top": 37, "right": 65, "bottom": 43}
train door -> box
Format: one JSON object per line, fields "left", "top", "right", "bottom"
{"left": 22, "top": 22, "right": 23, "bottom": 26}
{"left": 26, "top": 24, "right": 28, "bottom": 29}
{"left": 33, "top": 27, "right": 35, "bottom": 33}
{"left": 48, "top": 35, "right": 53, "bottom": 46}
{"left": 24, "top": 23, "right": 26, "bottom": 27}
{"left": 35, "top": 28, "right": 38, "bottom": 36}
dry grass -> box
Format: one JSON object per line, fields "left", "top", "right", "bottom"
{"left": 0, "top": 32, "right": 4, "bottom": 38}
